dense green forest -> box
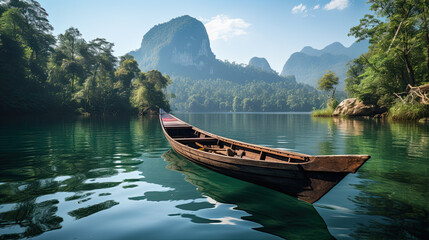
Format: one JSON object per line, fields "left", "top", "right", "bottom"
{"left": 3, "top": 0, "right": 426, "bottom": 116}
{"left": 0, "top": 0, "right": 170, "bottom": 115}
{"left": 164, "top": 60, "right": 331, "bottom": 112}
{"left": 345, "top": 0, "right": 429, "bottom": 119}
{"left": 168, "top": 77, "right": 325, "bottom": 112}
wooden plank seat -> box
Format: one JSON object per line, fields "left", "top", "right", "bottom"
{"left": 163, "top": 124, "right": 193, "bottom": 129}
{"left": 164, "top": 121, "right": 192, "bottom": 128}
{"left": 174, "top": 137, "right": 217, "bottom": 144}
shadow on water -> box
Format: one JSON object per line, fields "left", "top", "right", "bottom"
{"left": 161, "top": 149, "right": 335, "bottom": 240}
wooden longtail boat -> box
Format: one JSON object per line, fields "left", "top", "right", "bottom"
{"left": 159, "top": 110, "right": 370, "bottom": 203}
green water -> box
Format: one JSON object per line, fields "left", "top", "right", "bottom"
{"left": 0, "top": 113, "right": 427, "bottom": 240}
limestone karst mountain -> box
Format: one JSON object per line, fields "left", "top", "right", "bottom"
{"left": 129, "top": 15, "right": 291, "bottom": 84}
{"left": 248, "top": 57, "right": 274, "bottom": 73}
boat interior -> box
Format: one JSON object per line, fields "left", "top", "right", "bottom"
{"left": 162, "top": 116, "right": 309, "bottom": 163}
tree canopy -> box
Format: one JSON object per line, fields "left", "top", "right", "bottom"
{"left": 346, "top": 0, "right": 429, "bottom": 108}
{"left": 317, "top": 71, "right": 339, "bottom": 93}
{"left": 0, "top": 0, "right": 170, "bottom": 115}
{"left": 318, "top": 71, "right": 339, "bottom": 105}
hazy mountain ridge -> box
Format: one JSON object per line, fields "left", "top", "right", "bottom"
{"left": 248, "top": 57, "right": 274, "bottom": 73}
{"left": 281, "top": 40, "right": 369, "bottom": 89}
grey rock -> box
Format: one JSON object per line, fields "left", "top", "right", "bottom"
{"left": 333, "top": 98, "right": 385, "bottom": 116}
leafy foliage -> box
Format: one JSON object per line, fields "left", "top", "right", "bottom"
{"left": 311, "top": 106, "right": 335, "bottom": 117}
{"left": 131, "top": 70, "right": 171, "bottom": 114}
{"left": 0, "top": 1, "right": 170, "bottom": 115}
{"left": 311, "top": 98, "right": 339, "bottom": 117}
{"left": 318, "top": 71, "right": 339, "bottom": 93}
{"left": 314, "top": 70, "right": 340, "bottom": 115}
{"left": 389, "top": 101, "right": 429, "bottom": 120}
{"left": 347, "top": 0, "right": 429, "bottom": 110}
{"left": 0, "top": 0, "right": 55, "bottom": 113}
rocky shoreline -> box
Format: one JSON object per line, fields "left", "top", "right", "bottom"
{"left": 329, "top": 98, "right": 428, "bottom": 122}
{"left": 332, "top": 98, "right": 387, "bottom": 118}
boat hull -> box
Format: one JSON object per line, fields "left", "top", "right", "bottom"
{"left": 159, "top": 111, "right": 369, "bottom": 204}
{"left": 165, "top": 128, "right": 347, "bottom": 203}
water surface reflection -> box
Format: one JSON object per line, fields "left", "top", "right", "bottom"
{"left": 1, "top": 114, "right": 428, "bottom": 240}
{"left": 312, "top": 117, "right": 429, "bottom": 239}
{"left": 162, "top": 150, "right": 334, "bottom": 240}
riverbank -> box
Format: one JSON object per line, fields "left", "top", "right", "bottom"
{"left": 312, "top": 98, "right": 429, "bottom": 122}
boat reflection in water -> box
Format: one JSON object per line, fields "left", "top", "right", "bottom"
{"left": 160, "top": 111, "right": 369, "bottom": 204}
{"left": 162, "top": 150, "right": 335, "bottom": 240}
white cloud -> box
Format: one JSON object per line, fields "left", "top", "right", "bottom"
{"left": 202, "top": 15, "right": 250, "bottom": 41}
{"left": 292, "top": 3, "right": 307, "bottom": 14}
{"left": 324, "top": 0, "right": 349, "bottom": 10}
{"left": 313, "top": 4, "right": 320, "bottom": 10}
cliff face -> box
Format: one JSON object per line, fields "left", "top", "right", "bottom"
{"left": 129, "top": 15, "right": 215, "bottom": 76}
{"left": 281, "top": 41, "right": 369, "bottom": 90}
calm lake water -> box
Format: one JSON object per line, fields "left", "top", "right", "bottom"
{"left": 0, "top": 113, "right": 428, "bottom": 240}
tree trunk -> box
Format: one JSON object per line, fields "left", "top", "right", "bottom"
{"left": 404, "top": 52, "right": 415, "bottom": 86}
{"left": 425, "top": 21, "right": 429, "bottom": 72}
{"left": 423, "top": 4, "right": 429, "bottom": 71}
{"left": 71, "top": 73, "right": 75, "bottom": 92}
{"left": 402, "top": 19, "right": 415, "bottom": 86}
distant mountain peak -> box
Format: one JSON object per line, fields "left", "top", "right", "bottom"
{"left": 129, "top": 15, "right": 293, "bottom": 84}
{"left": 301, "top": 46, "right": 315, "bottom": 52}
{"left": 129, "top": 15, "right": 215, "bottom": 73}
{"left": 281, "top": 40, "right": 369, "bottom": 90}
{"left": 300, "top": 41, "right": 350, "bottom": 57}
{"left": 248, "top": 57, "right": 273, "bottom": 72}
{"left": 327, "top": 41, "right": 345, "bottom": 48}
{"left": 323, "top": 42, "right": 347, "bottom": 54}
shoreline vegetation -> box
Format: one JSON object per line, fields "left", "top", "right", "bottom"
{"left": 311, "top": 107, "right": 335, "bottom": 118}
{"left": 1, "top": 1, "right": 428, "bottom": 121}
{"left": 312, "top": 1, "right": 429, "bottom": 121}
{"left": 312, "top": 99, "right": 429, "bottom": 122}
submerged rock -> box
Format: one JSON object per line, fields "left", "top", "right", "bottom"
{"left": 333, "top": 98, "right": 385, "bottom": 116}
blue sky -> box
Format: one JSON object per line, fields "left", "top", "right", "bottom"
{"left": 38, "top": 0, "right": 370, "bottom": 72}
